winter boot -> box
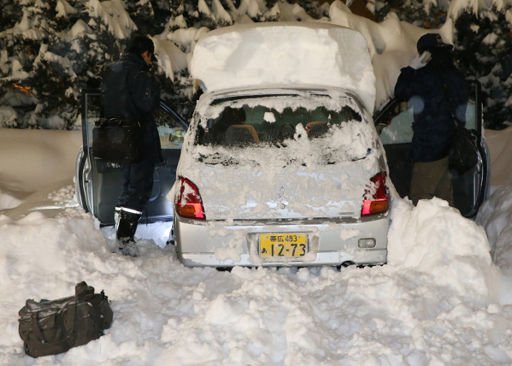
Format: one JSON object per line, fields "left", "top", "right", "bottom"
{"left": 115, "top": 207, "right": 142, "bottom": 256}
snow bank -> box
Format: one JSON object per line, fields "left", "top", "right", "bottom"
{"left": 190, "top": 22, "right": 376, "bottom": 113}
{"left": 0, "top": 193, "right": 508, "bottom": 365}
{"left": 478, "top": 186, "right": 512, "bottom": 272}
{"left": 0, "top": 128, "right": 81, "bottom": 195}
{"left": 389, "top": 198, "right": 498, "bottom": 303}
{"left": 0, "top": 190, "right": 21, "bottom": 210}
{"left": 0, "top": 130, "right": 507, "bottom": 365}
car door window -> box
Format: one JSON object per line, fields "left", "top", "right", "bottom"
{"left": 379, "top": 102, "right": 413, "bottom": 145}
{"left": 464, "top": 100, "right": 477, "bottom": 131}
{"left": 154, "top": 108, "right": 186, "bottom": 149}
{"left": 379, "top": 99, "right": 478, "bottom": 146}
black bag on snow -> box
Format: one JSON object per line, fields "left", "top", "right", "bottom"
{"left": 92, "top": 117, "right": 144, "bottom": 164}
{"left": 18, "top": 281, "right": 113, "bottom": 358}
{"left": 448, "top": 124, "right": 478, "bottom": 174}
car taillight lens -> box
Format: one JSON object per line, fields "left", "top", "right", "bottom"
{"left": 361, "top": 172, "right": 389, "bottom": 216}
{"left": 175, "top": 177, "right": 205, "bottom": 220}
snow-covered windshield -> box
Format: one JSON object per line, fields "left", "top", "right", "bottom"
{"left": 192, "top": 93, "right": 374, "bottom": 166}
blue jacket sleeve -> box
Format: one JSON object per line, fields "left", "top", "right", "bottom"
{"left": 394, "top": 66, "right": 416, "bottom": 101}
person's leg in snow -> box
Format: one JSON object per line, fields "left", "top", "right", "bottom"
{"left": 114, "top": 207, "right": 142, "bottom": 256}
{"left": 409, "top": 156, "right": 453, "bottom": 206}
{"left": 114, "top": 158, "right": 155, "bottom": 256}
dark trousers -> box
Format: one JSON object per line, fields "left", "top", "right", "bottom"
{"left": 117, "top": 157, "right": 155, "bottom": 213}
{"left": 409, "top": 156, "right": 453, "bottom": 206}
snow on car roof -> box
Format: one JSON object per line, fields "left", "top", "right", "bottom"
{"left": 190, "top": 22, "right": 376, "bottom": 114}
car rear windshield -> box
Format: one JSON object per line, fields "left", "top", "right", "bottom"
{"left": 195, "top": 94, "right": 363, "bottom": 147}
{"left": 192, "top": 93, "right": 375, "bottom": 165}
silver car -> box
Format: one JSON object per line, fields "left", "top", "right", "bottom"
{"left": 173, "top": 87, "right": 390, "bottom": 267}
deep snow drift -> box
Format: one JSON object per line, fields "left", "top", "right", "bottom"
{"left": 1, "top": 128, "right": 512, "bottom": 365}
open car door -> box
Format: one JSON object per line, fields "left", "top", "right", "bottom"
{"left": 75, "top": 90, "right": 188, "bottom": 226}
{"left": 374, "top": 81, "right": 489, "bottom": 218}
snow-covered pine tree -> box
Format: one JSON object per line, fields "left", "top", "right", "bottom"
{"left": 9, "top": 0, "right": 510, "bottom": 130}
{"left": 455, "top": 10, "right": 512, "bottom": 129}
{"left": 0, "top": 0, "right": 121, "bottom": 128}
{"left": 0, "top": 0, "right": 62, "bottom": 128}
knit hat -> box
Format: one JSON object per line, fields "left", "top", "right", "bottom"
{"left": 416, "top": 33, "right": 452, "bottom": 54}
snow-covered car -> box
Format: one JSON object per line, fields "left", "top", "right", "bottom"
{"left": 173, "top": 87, "right": 390, "bottom": 267}
{"left": 75, "top": 90, "right": 188, "bottom": 226}
{"left": 375, "top": 81, "right": 489, "bottom": 218}
{"left": 74, "top": 22, "right": 489, "bottom": 269}
{"left": 172, "top": 23, "right": 391, "bottom": 267}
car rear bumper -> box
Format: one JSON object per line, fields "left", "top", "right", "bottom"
{"left": 174, "top": 216, "right": 389, "bottom": 267}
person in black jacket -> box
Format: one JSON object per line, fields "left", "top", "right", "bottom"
{"left": 394, "top": 33, "right": 469, "bottom": 206}
{"left": 102, "top": 35, "right": 161, "bottom": 255}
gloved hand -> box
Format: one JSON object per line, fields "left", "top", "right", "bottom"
{"left": 410, "top": 51, "right": 431, "bottom": 70}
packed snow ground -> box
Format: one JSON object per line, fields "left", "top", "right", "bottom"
{"left": 1, "top": 127, "right": 512, "bottom": 365}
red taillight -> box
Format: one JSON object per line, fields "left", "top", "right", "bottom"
{"left": 361, "top": 172, "right": 389, "bottom": 216}
{"left": 175, "top": 177, "right": 205, "bottom": 220}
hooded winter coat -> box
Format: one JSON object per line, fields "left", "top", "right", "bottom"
{"left": 394, "top": 47, "right": 469, "bottom": 162}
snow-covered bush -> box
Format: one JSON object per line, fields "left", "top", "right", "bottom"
{"left": 376, "top": 0, "right": 512, "bottom": 129}
{"left": 1, "top": 0, "right": 511, "bottom": 129}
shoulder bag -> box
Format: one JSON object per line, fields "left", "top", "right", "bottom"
{"left": 18, "top": 281, "right": 113, "bottom": 358}
{"left": 92, "top": 117, "right": 144, "bottom": 163}
{"left": 448, "top": 122, "right": 478, "bottom": 174}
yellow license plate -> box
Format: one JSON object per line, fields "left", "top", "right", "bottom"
{"left": 259, "top": 233, "right": 308, "bottom": 258}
